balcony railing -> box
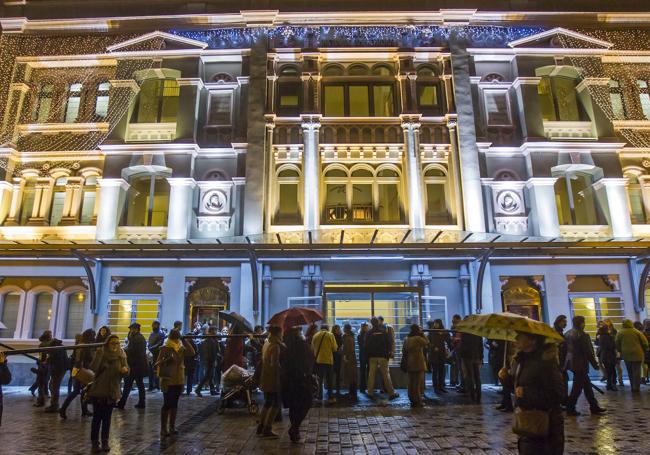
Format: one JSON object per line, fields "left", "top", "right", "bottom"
{"left": 543, "top": 121, "right": 595, "bottom": 140}
{"left": 126, "top": 122, "right": 177, "bottom": 142}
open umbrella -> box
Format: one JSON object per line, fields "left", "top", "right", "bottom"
{"left": 268, "top": 307, "right": 323, "bottom": 331}
{"left": 218, "top": 311, "right": 254, "bottom": 333}
{"left": 455, "top": 312, "right": 564, "bottom": 343}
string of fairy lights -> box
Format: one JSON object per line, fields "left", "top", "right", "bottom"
{"left": 558, "top": 30, "right": 650, "bottom": 150}
{"left": 0, "top": 33, "right": 165, "bottom": 175}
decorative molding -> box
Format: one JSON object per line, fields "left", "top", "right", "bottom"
{"left": 16, "top": 123, "right": 110, "bottom": 135}
{"left": 125, "top": 122, "right": 177, "bottom": 142}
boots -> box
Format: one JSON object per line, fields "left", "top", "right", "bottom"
{"left": 101, "top": 440, "right": 111, "bottom": 452}
{"left": 160, "top": 409, "right": 169, "bottom": 438}
{"left": 91, "top": 441, "right": 102, "bottom": 453}
{"left": 169, "top": 408, "right": 178, "bottom": 435}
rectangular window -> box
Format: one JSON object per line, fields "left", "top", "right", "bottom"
{"left": 49, "top": 190, "right": 66, "bottom": 227}
{"left": 33, "top": 84, "right": 54, "bottom": 123}
{"left": 208, "top": 91, "right": 233, "bottom": 126}
{"left": 19, "top": 183, "right": 36, "bottom": 225}
{"left": 610, "top": 93, "right": 625, "bottom": 120}
{"left": 95, "top": 82, "right": 110, "bottom": 118}
{"left": 160, "top": 80, "right": 180, "bottom": 123}
{"left": 484, "top": 90, "right": 511, "bottom": 126}
{"left": 80, "top": 190, "right": 96, "bottom": 225}
{"left": 349, "top": 86, "right": 370, "bottom": 117}
{"left": 276, "top": 183, "right": 300, "bottom": 224}
{"left": 351, "top": 183, "right": 372, "bottom": 222}
{"left": 373, "top": 85, "right": 394, "bottom": 117}
{"left": 417, "top": 84, "right": 440, "bottom": 115}
{"left": 323, "top": 85, "right": 345, "bottom": 117}
{"left": 65, "top": 292, "right": 85, "bottom": 339}
{"left": 108, "top": 298, "right": 160, "bottom": 340}
{"left": 136, "top": 79, "right": 160, "bottom": 123}
{"left": 377, "top": 184, "right": 400, "bottom": 222}
{"left": 64, "top": 83, "right": 82, "bottom": 123}
{"left": 277, "top": 82, "right": 301, "bottom": 117}
{"left": 570, "top": 295, "right": 624, "bottom": 339}
{"left": 323, "top": 83, "right": 396, "bottom": 117}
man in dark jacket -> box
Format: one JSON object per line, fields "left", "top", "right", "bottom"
{"left": 44, "top": 338, "right": 68, "bottom": 412}
{"left": 117, "top": 323, "right": 147, "bottom": 409}
{"left": 365, "top": 317, "right": 398, "bottom": 400}
{"left": 195, "top": 326, "right": 221, "bottom": 396}
{"left": 564, "top": 315, "right": 605, "bottom": 416}
{"left": 357, "top": 322, "right": 369, "bottom": 393}
{"left": 458, "top": 328, "right": 484, "bottom": 404}
{"left": 0, "top": 352, "right": 12, "bottom": 426}
{"left": 59, "top": 328, "right": 95, "bottom": 419}
{"left": 147, "top": 321, "right": 164, "bottom": 391}
{"left": 34, "top": 330, "right": 52, "bottom": 407}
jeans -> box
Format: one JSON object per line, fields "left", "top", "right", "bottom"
{"left": 567, "top": 371, "right": 599, "bottom": 410}
{"left": 185, "top": 368, "right": 195, "bottom": 394}
{"left": 91, "top": 400, "right": 113, "bottom": 443}
{"left": 461, "top": 359, "right": 482, "bottom": 403}
{"left": 118, "top": 374, "right": 145, "bottom": 407}
{"left": 314, "top": 363, "right": 333, "bottom": 399}
{"left": 625, "top": 360, "right": 642, "bottom": 392}
{"left": 196, "top": 361, "right": 217, "bottom": 392}
{"left": 431, "top": 359, "right": 446, "bottom": 391}
{"left": 60, "top": 378, "right": 89, "bottom": 414}
{"left": 48, "top": 371, "right": 65, "bottom": 407}
{"left": 162, "top": 385, "right": 183, "bottom": 410}
{"left": 367, "top": 357, "right": 395, "bottom": 397}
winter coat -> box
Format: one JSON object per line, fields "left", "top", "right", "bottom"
{"left": 341, "top": 333, "right": 358, "bottom": 385}
{"left": 222, "top": 337, "right": 245, "bottom": 372}
{"left": 148, "top": 329, "right": 165, "bottom": 359}
{"left": 311, "top": 330, "right": 338, "bottom": 365}
{"left": 47, "top": 339, "right": 68, "bottom": 376}
{"left": 260, "top": 335, "right": 284, "bottom": 393}
{"left": 357, "top": 331, "right": 368, "bottom": 360}
{"left": 73, "top": 346, "right": 94, "bottom": 370}
{"left": 364, "top": 327, "right": 392, "bottom": 359}
{"left": 403, "top": 335, "right": 428, "bottom": 373}
{"left": 458, "top": 333, "right": 484, "bottom": 361}
{"left": 595, "top": 327, "right": 617, "bottom": 365}
{"left": 125, "top": 332, "right": 148, "bottom": 378}
{"left": 199, "top": 338, "right": 221, "bottom": 366}
{"left": 0, "top": 360, "right": 11, "bottom": 426}
{"left": 615, "top": 320, "right": 650, "bottom": 362}
{"left": 554, "top": 327, "right": 567, "bottom": 369}
{"left": 157, "top": 340, "right": 195, "bottom": 390}
{"left": 564, "top": 328, "right": 598, "bottom": 373}
{"left": 281, "top": 335, "right": 314, "bottom": 409}
{"left": 427, "top": 330, "right": 451, "bottom": 364}
{"left": 88, "top": 347, "right": 128, "bottom": 402}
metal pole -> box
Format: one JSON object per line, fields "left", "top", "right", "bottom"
{"left": 638, "top": 259, "right": 650, "bottom": 312}
{"left": 0, "top": 341, "right": 38, "bottom": 361}
{"left": 247, "top": 248, "right": 260, "bottom": 319}
{"left": 476, "top": 249, "right": 494, "bottom": 314}
{"left": 71, "top": 249, "right": 97, "bottom": 313}
{"left": 1, "top": 342, "right": 105, "bottom": 357}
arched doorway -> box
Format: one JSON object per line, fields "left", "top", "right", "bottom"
{"left": 186, "top": 278, "right": 230, "bottom": 329}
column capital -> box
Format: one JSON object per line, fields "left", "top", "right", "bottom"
{"left": 166, "top": 177, "right": 197, "bottom": 188}
{"left": 400, "top": 113, "right": 422, "bottom": 131}
{"left": 593, "top": 177, "right": 628, "bottom": 189}
{"left": 108, "top": 79, "right": 139, "bottom": 92}
{"left": 525, "top": 177, "right": 558, "bottom": 189}
{"left": 300, "top": 114, "right": 322, "bottom": 131}
{"left": 0, "top": 181, "right": 13, "bottom": 190}
{"left": 97, "top": 178, "right": 130, "bottom": 191}
{"left": 445, "top": 114, "right": 458, "bottom": 130}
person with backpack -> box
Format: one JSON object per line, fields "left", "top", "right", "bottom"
{"left": 311, "top": 324, "right": 338, "bottom": 404}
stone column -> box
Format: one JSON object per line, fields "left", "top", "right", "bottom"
{"left": 60, "top": 177, "right": 84, "bottom": 225}
{"left": 301, "top": 114, "right": 321, "bottom": 230}
{"left": 525, "top": 178, "right": 561, "bottom": 237}
{"left": 264, "top": 116, "right": 275, "bottom": 231}
{"left": 0, "top": 181, "right": 13, "bottom": 225}
{"left": 401, "top": 114, "right": 425, "bottom": 231}
{"left": 96, "top": 178, "right": 129, "bottom": 240}
{"left": 28, "top": 177, "right": 54, "bottom": 225}
{"left": 262, "top": 265, "right": 272, "bottom": 319}
{"left": 459, "top": 263, "right": 471, "bottom": 317}
{"left": 4, "top": 179, "right": 25, "bottom": 226}
{"left": 599, "top": 178, "right": 633, "bottom": 238}
{"left": 1, "top": 83, "right": 30, "bottom": 141}
{"left": 446, "top": 116, "right": 463, "bottom": 227}
{"left": 166, "top": 178, "right": 196, "bottom": 240}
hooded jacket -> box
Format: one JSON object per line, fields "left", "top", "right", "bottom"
{"left": 615, "top": 319, "right": 649, "bottom": 362}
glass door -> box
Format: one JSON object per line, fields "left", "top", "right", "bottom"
{"left": 569, "top": 293, "right": 625, "bottom": 338}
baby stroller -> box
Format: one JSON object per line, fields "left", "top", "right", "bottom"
{"left": 217, "top": 365, "right": 259, "bottom": 415}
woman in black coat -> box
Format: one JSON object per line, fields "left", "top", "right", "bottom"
{"left": 280, "top": 327, "right": 314, "bottom": 443}
{"left": 60, "top": 328, "right": 95, "bottom": 419}
{"left": 426, "top": 319, "right": 450, "bottom": 393}
{"left": 596, "top": 324, "right": 618, "bottom": 391}
{"left": 0, "top": 352, "right": 12, "bottom": 426}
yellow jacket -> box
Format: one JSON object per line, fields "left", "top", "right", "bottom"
{"left": 311, "top": 330, "right": 338, "bottom": 365}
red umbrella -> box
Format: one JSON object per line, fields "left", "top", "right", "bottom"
{"left": 267, "top": 307, "right": 323, "bottom": 331}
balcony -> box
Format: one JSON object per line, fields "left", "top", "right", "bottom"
{"left": 559, "top": 225, "right": 611, "bottom": 239}
{"left": 0, "top": 225, "right": 96, "bottom": 241}
{"left": 543, "top": 121, "right": 595, "bottom": 140}
{"left": 126, "top": 122, "right": 177, "bottom": 142}
{"left": 117, "top": 226, "right": 167, "bottom": 241}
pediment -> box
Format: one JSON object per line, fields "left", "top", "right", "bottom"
{"left": 508, "top": 28, "right": 612, "bottom": 50}
{"left": 107, "top": 31, "right": 208, "bottom": 53}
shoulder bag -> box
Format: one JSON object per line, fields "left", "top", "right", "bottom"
{"left": 512, "top": 363, "right": 550, "bottom": 438}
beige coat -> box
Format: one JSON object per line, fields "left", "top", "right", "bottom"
{"left": 157, "top": 340, "right": 195, "bottom": 391}
{"left": 342, "top": 333, "right": 358, "bottom": 385}
{"left": 260, "top": 335, "right": 284, "bottom": 393}
{"left": 403, "top": 335, "right": 429, "bottom": 373}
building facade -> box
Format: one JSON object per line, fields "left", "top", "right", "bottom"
{"left": 0, "top": 3, "right": 650, "bottom": 375}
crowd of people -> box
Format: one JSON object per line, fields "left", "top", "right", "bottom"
{"left": 0, "top": 313, "right": 650, "bottom": 454}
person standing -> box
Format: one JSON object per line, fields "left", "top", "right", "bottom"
{"left": 458, "top": 326, "right": 484, "bottom": 404}
{"left": 403, "top": 324, "right": 429, "bottom": 407}
{"left": 195, "top": 326, "right": 221, "bottom": 396}
{"left": 553, "top": 315, "right": 569, "bottom": 395}
{"left": 305, "top": 323, "right": 318, "bottom": 346}
{"left": 565, "top": 315, "right": 605, "bottom": 416}
{"left": 148, "top": 321, "right": 164, "bottom": 391}
{"left": 0, "top": 352, "right": 11, "bottom": 427}
{"left": 44, "top": 337, "right": 68, "bottom": 413}
{"left": 487, "top": 339, "right": 505, "bottom": 386}
{"left": 615, "top": 319, "right": 649, "bottom": 393}
{"left": 341, "top": 324, "right": 358, "bottom": 400}
{"left": 643, "top": 319, "right": 650, "bottom": 384}
{"left": 331, "top": 325, "right": 343, "bottom": 397}
{"left": 281, "top": 327, "right": 314, "bottom": 443}
{"left": 357, "top": 323, "right": 369, "bottom": 393}
{"left": 156, "top": 329, "right": 195, "bottom": 438}
{"left": 449, "top": 314, "right": 463, "bottom": 389}
{"left": 117, "top": 323, "right": 148, "bottom": 409}
{"left": 365, "top": 317, "right": 399, "bottom": 400}
{"left": 87, "top": 335, "right": 128, "bottom": 453}
{"left": 95, "top": 326, "right": 111, "bottom": 343}
{"left": 499, "top": 332, "right": 565, "bottom": 455}
{"left": 596, "top": 322, "right": 618, "bottom": 391}
{"left": 59, "top": 328, "right": 95, "bottom": 419}
{"left": 258, "top": 326, "right": 284, "bottom": 438}
{"left": 427, "top": 319, "right": 450, "bottom": 394}
{"left": 222, "top": 324, "right": 247, "bottom": 372}
{"left": 34, "top": 330, "right": 52, "bottom": 407}
{"left": 183, "top": 332, "right": 198, "bottom": 395}
{"left": 311, "top": 324, "right": 338, "bottom": 404}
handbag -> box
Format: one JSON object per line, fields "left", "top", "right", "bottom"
{"left": 72, "top": 367, "right": 95, "bottom": 386}
{"left": 156, "top": 351, "right": 177, "bottom": 379}
{"left": 511, "top": 364, "right": 550, "bottom": 438}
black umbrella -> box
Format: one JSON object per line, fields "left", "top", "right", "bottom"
{"left": 218, "top": 311, "right": 254, "bottom": 333}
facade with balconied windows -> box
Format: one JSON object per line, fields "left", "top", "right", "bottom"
{"left": 1, "top": 1, "right": 650, "bottom": 380}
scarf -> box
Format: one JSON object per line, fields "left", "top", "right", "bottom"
{"left": 165, "top": 337, "right": 181, "bottom": 352}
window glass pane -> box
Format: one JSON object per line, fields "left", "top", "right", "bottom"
{"left": 426, "top": 183, "right": 450, "bottom": 224}
{"left": 276, "top": 183, "right": 300, "bottom": 224}
{"left": 372, "top": 65, "right": 392, "bottom": 76}
{"left": 553, "top": 77, "right": 580, "bottom": 121}
{"left": 351, "top": 168, "right": 373, "bottom": 178}
{"left": 324, "top": 85, "right": 345, "bottom": 116}
{"left": 325, "top": 184, "right": 347, "bottom": 222}
{"left": 208, "top": 92, "right": 232, "bottom": 125}
{"left": 135, "top": 299, "right": 160, "bottom": 330}
{"left": 49, "top": 191, "right": 66, "bottom": 226}
{"left": 570, "top": 297, "right": 598, "bottom": 338}
{"left": 377, "top": 184, "right": 400, "bottom": 222}
{"left": 65, "top": 292, "right": 85, "bottom": 339}
{"left": 95, "top": 96, "right": 109, "bottom": 118}
{"left": 538, "top": 76, "right": 556, "bottom": 122}
{"left": 0, "top": 293, "right": 20, "bottom": 338}
{"left": 34, "top": 84, "right": 54, "bottom": 123}
{"left": 349, "top": 86, "right": 370, "bottom": 117}
{"left": 150, "top": 177, "right": 170, "bottom": 227}
{"left": 484, "top": 91, "right": 510, "bottom": 126}
{"left": 160, "top": 80, "right": 180, "bottom": 123}
{"left": 610, "top": 93, "right": 625, "bottom": 120}
{"left": 125, "top": 177, "right": 150, "bottom": 226}
{"left": 108, "top": 299, "right": 133, "bottom": 340}
{"left": 348, "top": 64, "right": 369, "bottom": 76}
{"left": 418, "top": 85, "right": 438, "bottom": 107}
{"left": 373, "top": 85, "right": 394, "bottom": 117}
{"left": 352, "top": 183, "right": 372, "bottom": 222}
{"left": 599, "top": 297, "right": 625, "bottom": 328}
{"left": 19, "top": 182, "right": 36, "bottom": 225}
{"left": 278, "top": 83, "right": 300, "bottom": 107}
{"left": 64, "top": 83, "right": 82, "bottom": 123}
{"left": 136, "top": 79, "right": 161, "bottom": 123}
{"left": 80, "top": 190, "right": 96, "bottom": 225}
{"left": 640, "top": 93, "right": 650, "bottom": 120}
{"left": 628, "top": 185, "right": 646, "bottom": 224}
{"left": 31, "top": 293, "right": 53, "bottom": 338}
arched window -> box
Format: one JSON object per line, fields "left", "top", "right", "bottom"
{"left": 0, "top": 292, "right": 20, "bottom": 338}
{"left": 424, "top": 166, "right": 452, "bottom": 224}
{"left": 49, "top": 176, "right": 67, "bottom": 226}
{"left": 122, "top": 175, "right": 170, "bottom": 227}
{"left": 64, "top": 83, "right": 83, "bottom": 123}
{"left": 80, "top": 176, "right": 98, "bottom": 225}
{"left": 537, "top": 72, "right": 584, "bottom": 122}
{"left": 348, "top": 64, "right": 370, "bottom": 76}
{"left": 95, "top": 82, "right": 110, "bottom": 119}
{"left": 134, "top": 78, "right": 180, "bottom": 123}
{"left": 324, "top": 167, "right": 349, "bottom": 223}
{"left": 31, "top": 292, "right": 53, "bottom": 338}
{"left": 372, "top": 65, "right": 393, "bottom": 76}
{"left": 65, "top": 291, "right": 86, "bottom": 339}
{"left": 18, "top": 177, "right": 37, "bottom": 225}
{"left": 273, "top": 167, "right": 302, "bottom": 225}
{"left": 416, "top": 65, "right": 443, "bottom": 116}
{"left": 276, "top": 65, "right": 301, "bottom": 117}
{"left": 377, "top": 168, "right": 401, "bottom": 223}
{"left": 625, "top": 172, "right": 647, "bottom": 224}
{"left": 322, "top": 65, "right": 344, "bottom": 77}
{"left": 554, "top": 171, "right": 606, "bottom": 225}
{"left": 32, "top": 83, "right": 54, "bottom": 123}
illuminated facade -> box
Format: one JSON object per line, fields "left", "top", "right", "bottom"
{"left": 0, "top": 3, "right": 649, "bottom": 375}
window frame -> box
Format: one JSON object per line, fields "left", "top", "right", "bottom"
{"left": 608, "top": 79, "right": 626, "bottom": 120}
{"left": 94, "top": 81, "right": 111, "bottom": 119}
{"left": 272, "top": 165, "right": 303, "bottom": 225}
{"left": 134, "top": 77, "right": 180, "bottom": 124}
{"left": 64, "top": 82, "right": 83, "bottom": 123}
{"left": 423, "top": 165, "right": 453, "bottom": 225}
{"left": 321, "top": 77, "right": 397, "bottom": 117}
{"left": 32, "top": 83, "right": 55, "bottom": 123}
{"left": 122, "top": 174, "right": 170, "bottom": 227}
{"left": 638, "top": 79, "right": 650, "bottom": 120}
{"left": 481, "top": 88, "right": 512, "bottom": 127}
{"left": 206, "top": 90, "right": 234, "bottom": 127}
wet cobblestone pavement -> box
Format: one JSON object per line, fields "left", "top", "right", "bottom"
{"left": 1, "top": 384, "right": 649, "bottom": 454}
